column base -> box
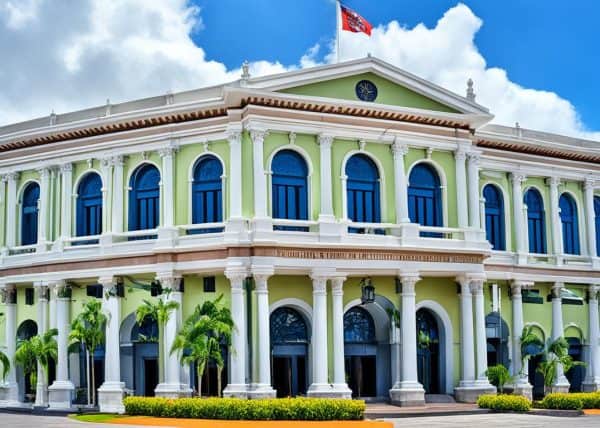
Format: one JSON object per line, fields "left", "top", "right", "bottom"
{"left": 98, "top": 381, "right": 126, "bottom": 414}
{"left": 551, "top": 375, "right": 570, "bottom": 393}
{"left": 48, "top": 380, "right": 74, "bottom": 410}
{"left": 0, "top": 382, "right": 20, "bottom": 406}
{"left": 454, "top": 384, "right": 496, "bottom": 403}
{"left": 583, "top": 379, "right": 600, "bottom": 392}
{"left": 389, "top": 381, "right": 425, "bottom": 407}
{"left": 222, "top": 383, "right": 249, "bottom": 399}
{"left": 306, "top": 383, "right": 352, "bottom": 399}
{"left": 247, "top": 384, "right": 276, "bottom": 399}
{"left": 512, "top": 380, "right": 533, "bottom": 400}
{"left": 154, "top": 383, "right": 193, "bottom": 399}
{"left": 34, "top": 381, "right": 48, "bottom": 407}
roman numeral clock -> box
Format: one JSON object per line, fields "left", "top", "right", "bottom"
{"left": 355, "top": 79, "right": 378, "bottom": 102}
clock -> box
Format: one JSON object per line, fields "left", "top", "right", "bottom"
{"left": 355, "top": 80, "right": 378, "bottom": 102}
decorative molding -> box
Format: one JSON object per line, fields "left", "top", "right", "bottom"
{"left": 510, "top": 171, "right": 527, "bottom": 185}
{"left": 288, "top": 132, "right": 296, "bottom": 146}
{"left": 317, "top": 133, "right": 333, "bottom": 148}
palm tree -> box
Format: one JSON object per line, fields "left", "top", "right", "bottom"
{"left": 135, "top": 294, "right": 179, "bottom": 388}
{"left": 537, "top": 336, "right": 585, "bottom": 394}
{"left": 69, "top": 299, "right": 106, "bottom": 407}
{"left": 519, "top": 325, "right": 544, "bottom": 376}
{"left": 0, "top": 349, "right": 9, "bottom": 382}
{"left": 170, "top": 295, "right": 233, "bottom": 397}
{"left": 15, "top": 329, "right": 58, "bottom": 401}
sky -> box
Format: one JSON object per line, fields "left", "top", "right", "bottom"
{"left": 0, "top": 0, "right": 599, "bottom": 141}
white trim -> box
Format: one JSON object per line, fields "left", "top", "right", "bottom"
{"left": 72, "top": 169, "right": 104, "bottom": 198}
{"left": 343, "top": 298, "right": 390, "bottom": 344}
{"left": 481, "top": 181, "right": 512, "bottom": 251}
{"left": 16, "top": 179, "right": 41, "bottom": 246}
{"left": 415, "top": 300, "right": 455, "bottom": 394}
{"left": 186, "top": 152, "right": 227, "bottom": 224}
{"left": 564, "top": 322, "right": 585, "bottom": 341}
{"left": 407, "top": 159, "right": 449, "bottom": 226}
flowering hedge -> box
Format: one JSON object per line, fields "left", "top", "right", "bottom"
{"left": 123, "top": 397, "right": 365, "bottom": 420}
{"left": 477, "top": 394, "right": 531, "bottom": 412}
{"left": 541, "top": 392, "right": 600, "bottom": 410}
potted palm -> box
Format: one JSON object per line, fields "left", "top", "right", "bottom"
{"left": 536, "top": 336, "right": 585, "bottom": 395}
{"left": 519, "top": 326, "right": 544, "bottom": 377}
{"left": 15, "top": 329, "right": 58, "bottom": 404}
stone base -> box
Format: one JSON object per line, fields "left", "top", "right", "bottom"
{"left": 222, "top": 383, "right": 248, "bottom": 399}
{"left": 549, "top": 384, "right": 570, "bottom": 394}
{"left": 512, "top": 382, "right": 533, "bottom": 400}
{"left": 389, "top": 382, "right": 425, "bottom": 407}
{"left": 48, "top": 380, "right": 74, "bottom": 410}
{"left": 0, "top": 382, "right": 20, "bottom": 406}
{"left": 34, "top": 381, "right": 48, "bottom": 407}
{"left": 582, "top": 380, "right": 600, "bottom": 392}
{"left": 247, "top": 383, "right": 276, "bottom": 399}
{"left": 154, "top": 383, "right": 193, "bottom": 399}
{"left": 98, "top": 381, "right": 126, "bottom": 414}
{"left": 307, "top": 383, "right": 352, "bottom": 399}
{"left": 454, "top": 385, "right": 496, "bottom": 403}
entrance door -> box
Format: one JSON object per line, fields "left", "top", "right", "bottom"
{"left": 566, "top": 337, "right": 584, "bottom": 392}
{"left": 345, "top": 355, "right": 376, "bottom": 398}
{"left": 143, "top": 358, "right": 159, "bottom": 396}
{"left": 416, "top": 309, "right": 440, "bottom": 394}
{"left": 273, "top": 355, "right": 307, "bottom": 398}
{"left": 528, "top": 354, "right": 545, "bottom": 399}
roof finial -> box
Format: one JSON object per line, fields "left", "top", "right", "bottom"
{"left": 105, "top": 98, "right": 112, "bottom": 116}
{"left": 367, "top": 52, "right": 372, "bottom": 58}
{"left": 515, "top": 122, "right": 522, "bottom": 138}
{"left": 241, "top": 60, "right": 250, "bottom": 83}
{"left": 466, "top": 78, "right": 476, "bottom": 102}
{"left": 49, "top": 109, "right": 57, "bottom": 126}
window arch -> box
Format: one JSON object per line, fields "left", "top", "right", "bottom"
{"left": 483, "top": 184, "right": 506, "bottom": 250}
{"left": 270, "top": 307, "right": 308, "bottom": 345}
{"left": 344, "top": 306, "right": 376, "bottom": 344}
{"left": 559, "top": 193, "right": 580, "bottom": 255}
{"left": 76, "top": 173, "right": 103, "bottom": 238}
{"left": 21, "top": 182, "right": 40, "bottom": 245}
{"left": 191, "top": 155, "right": 223, "bottom": 233}
{"left": 594, "top": 196, "right": 600, "bottom": 257}
{"left": 271, "top": 150, "right": 309, "bottom": 231}
{"left": 345, "top": 154, "right": 381, "bottom": 231}
{"left": 408, "top": 163, "right": 442, "bottom": 237}
{"left": 524, "top": 188, "right": 546, "bottom": 254}
{"left": 128, "top": 164, "right": 160, "bottom": 232}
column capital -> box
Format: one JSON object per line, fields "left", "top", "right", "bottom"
{"left": 318, "top": 133, "right": 334, "bottom": 148}
{"left": 35, "top": 283, "right": 49, "bottom": 301}
{"left": 59, "top": 163, "right": 73, "bottom": 173}
{"left": 225, "top": 267, "right": 249, "bottom": 285}
{"left": 466, "top": 151, "right": 481, "bottom": 164}
{"left": 399, "top": 272, "right": 421, "bottom": 294}
{"left": 310, "top": 275, "right": 328, "bottom": 295}
{"left": 37, "top": 167, "right": 51, "bottom": 180}
{"left": 391, "top": 139, "right": 409, "bottom": 157}
{"left": 158, "top": 141, "right": 179, "bottom": 158}
{"left": 330, "top": 277, "right": 346, "bottom": 295}
{"left": 227, "top": 130, "right": 242, "bottom": 146}
{"left": 551, "top": 282, "right": 564, "bottom": 299}
{"left": 470, "top": 279, "right": 484, "bottom": 295}
{"left": 454, "top": 147, "right": 467, "bottom": 161}
{"left": 98, "top": 275, "right": 116, "bottom": 288}
{"left": 248, "top": 127, "right": 269, "bottom": 145}
{"left": 155, "top": 272, "right": 183, "bottom": 293}
{"left": 584, "top": 176, "right": 596, "bottom": 191}
{"left": 510, "top": 171, "right": 527, "bottom": 185}
{"left": 546, "top": 176, "right": 561, "bottom": 188}
{"left": 252, "top": 267, "right": 273, "bottom": 292}
{"left": 3, "top": 171, "right": 19, "bottom": 182}
{"left": 0, "top": 284, "right": 17, "bottom": 304}
{"left": 589, "top": 285, "right": 600, "bottom": 301}
{"left": 510, "top": 280, "right": 532, "bottom": 296}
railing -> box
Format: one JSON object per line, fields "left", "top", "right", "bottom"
{"left": 418, "top": 225, "right": 465, "bottom": 240}
{"left": 116, "top": 228, "right": 159, "bottom": 241}
{"left": 272, "top": 218, "right": 318, "bottom": 232}
{"left": 344, "top": 222, "right": 466, "bottom": 240}
{"left": 8, "top": 244, "right": 36, "bottom": 255}
{"left": 63, "top": 235, "right": 101, "bottom": 247}
{"left": 178, "top": 222, "right": 225, "bottom": 235}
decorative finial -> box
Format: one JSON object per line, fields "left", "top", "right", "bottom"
{"left": 241, "top": 60, "right": 250, "bottom": 82}
{"left": 367, "top": 52, "right": 372, "bottom": 58}
{"left": 466, "top": 78, "right": 475, "bottom": 102}
{"left": 105, "top": 98, "right": 112, "bottom": 116}
{"left": 515, "top": 122, "right": 522, "bottom": 138}
{"left": 49, "top": 109, "right": 57, "bottom": 126}
{"left": 165, "top": 90, "right": 174, "bottom": 105}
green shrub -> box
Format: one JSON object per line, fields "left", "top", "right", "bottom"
{"left": 477, "top": 394, "right": 531, "bottom": 412}
{"left": 541, "top": 392, "right": 600, "bottom": 410}
{"left": 123, "top": 397, "right": 365, "bottom": 420}
{"left": 485, "top": 365, "right": 512, "bottom": 393}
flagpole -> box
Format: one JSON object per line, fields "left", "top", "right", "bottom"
{"left": 336, "top": 0, "right": 341, "bottom": 63}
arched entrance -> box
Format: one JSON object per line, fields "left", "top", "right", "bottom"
{"left": 16, "top": 319, "right": 38, "bottom": 402}
{"left": 486, "top": 312, "right": 509, "bottom": 368}
{"left": 566, "top": 331, "right": 584, "bottom": 392}
{"left": 524, "top": 325, "right": 545, "bottom": 399}
{"left": 344, "top": 306, "right": 377, "bottom": 398}
{"left": 416, "top": 309, "right": 440, "bottom": 394}
{"left": 270, "top": 307, "right": 309, "bottom": 397}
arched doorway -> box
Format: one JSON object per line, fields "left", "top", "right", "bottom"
{"left": 16, "top": 319, "right": 38, "bottom": 402}
{"left": 566, "top": 336, "right": 584, "bottom": 392}
{"left": 131, "top": 315, "right": 159, "bottom": 396}
{"left": 344, "top": 306, "right": 377, "bottom": 398}
{"left": 524, "top": 325, "right": 545, "bottom": 399}
{"left": 485, "top": 312, "right": 509, "bottom": 368}
{"left": 270, "top": 307, "right": 309, "bottom": 397}
{"left": 416, "top": 309, "right": 440, "bottom": 394}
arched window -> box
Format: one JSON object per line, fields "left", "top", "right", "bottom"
{"left": 408, "top": 163, "right": 442, "bottom": 237}
{"left": 270, "top": 307, "right": 308, "bottom": 345}
{"left": 524, "top": 188, "right": 546, "bottom": 254}
{"left": 594, "top": 196, "right": 600, "bottom": 256}
{"left": 131, "top": 315, "right": 159, "bottom": 343}
{"left": 271, "top": 150, "right": 309, "bottom": 231}
{"left": 76, "top": 173, "right": 103, "bottom": 239}
{"left": 128, "top": 164, "right": 160, "bottom": 233}
{"left": 559, "top": 193, "right": 580, "bottom": 255}
{"left": 191, "top": 155, "right": 223, "bottom": 234}
{"left": 483, "top": 184, "right": 506, "bottom": 250}
{"left": 344, "top": 307, "right": 376, "bottom": 344}
{"left": 21, "top": 182, "right": 40, "bottom": 245}
{"left": 345, "top": 154, "right": 380, "bottom": 232}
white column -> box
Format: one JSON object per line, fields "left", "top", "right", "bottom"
{"left": 510, "top": 281, "right": 532, "bottom": 395}
{"left": 250, "top": 129, "right": 268, "bottom": 219}
{"left": 100, "top": 158, "right": 113, "bottom": 234}
{"left": 467, "top": 153, "right": 481, "bottom": 229}
{"left": 392, "top": 140, "right": 410, "bottom": 223}
{"left": 584, "top": 177, "right": 597, "bottom": 260}
{"left": 48, "top": 283, "right": 57, "bottom": 331}
{"left": 228, "top": 130, "right": 243, "bottom": 219}
{"left": 111, "top": 156, "right": 124, "bottom": 234}
{"left": 390, "top": 273, "right": 425, "bottom": 406}
{"left": 584, "top": 285, "right": 600, "bottom": 391}
{"left": 0, "top": 285, "right": 19, "bottom": 404}
{"left": 60, "top": 164, "right": 73, "bottom": 240}
{"left": 48, "top": 282, "right": 75, "bottom": 409}
{"left": 250, "top": 270, "right": 275, "bottom": 398}
{"left": 458, "top": 277, "right": 476, "bottom": 386}
{"left": 551, "top": 282, "right": 570, "bottom": 390}
{"left": 97, "top": 276, "right": 125, "bottom": 413}
{"left": 4, "top": 172, "right": 19, "bottom": 249}
{"left": 318, "top": 134, "right": 334, "bottom": 220}
{"left": 34, "top": 283, "right": 49, "bottom": 407}
{"left": 308, "top": 274, "right": 330, "bottom": 396}
{"left": 223, "top": 269, "right": 248, "bottom": 397}
{"left": 455, "top": 147, "right": 468, "bottom": 228}
{"left": 471, "top": 279, "right": 493, "bottom": 388}
{"left": 548, "top": 177, "right": 562, "bottom": 263}
{"left": 37, "top": 168, "right": 51, "bottom": 248}
{"left": 511, "top": 173, "right": 527, "bottom": 260}
{"left": 330, "top": 277, "right": 351, "bottom": 397}
{"left": 158, "top": 142, "right": 178, "bottom": 238}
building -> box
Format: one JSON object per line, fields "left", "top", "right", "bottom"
{"left": 0, "top": 57, "right": 599, "bottom": 412}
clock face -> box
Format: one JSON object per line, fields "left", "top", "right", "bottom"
{"left": 355, "top": 80, "right": 378, "bottom": 102}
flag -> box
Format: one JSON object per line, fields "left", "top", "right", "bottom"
{"left": 340, "top": 4, "right": 372, "bottom": 36}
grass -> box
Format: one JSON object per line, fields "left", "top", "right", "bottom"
{"left": 69, "top": 413, "right": 124, "bottom": 423}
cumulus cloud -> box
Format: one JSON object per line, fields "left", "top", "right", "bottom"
{"left": 0, "top": 1, "right": 597, "bottom": 141}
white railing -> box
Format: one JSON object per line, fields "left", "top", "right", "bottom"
{"left": 272, "top": 218, "right": 318, "bottom": 230}
{"left": 114, "top": 228, "right": 159, "bottom": 240}
{"left": 63, "top": 234, "right": 101, "bottom": 248}
{"left": 345, "top": 221, "right": 466, "bottom": 240}
{"left": 418, "top": 225, "right": 465, "bottom": 240}
{"left": 8, "top": 244, "right": 36, "bottom": 255}
{"left": 178, "top": 222, "right": 226, "bottom": 235}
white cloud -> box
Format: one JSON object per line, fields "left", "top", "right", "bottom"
{"left": 0, "top": 1, "right": 597, "bottom": 141}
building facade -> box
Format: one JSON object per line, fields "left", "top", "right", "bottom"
{"left": 0, "top": 57, "right": 599, "bottom": 412}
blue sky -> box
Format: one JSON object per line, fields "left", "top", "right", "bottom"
{"left": 194, "top": 0, "right": 599, "bottom": 130}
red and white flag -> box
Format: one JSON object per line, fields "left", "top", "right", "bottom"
{"left": 340, "top": 3, "right": 372, "bottom": 36}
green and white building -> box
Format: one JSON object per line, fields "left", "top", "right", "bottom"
{"left": 0, "top": 57, "right": 599, "bottom": 412}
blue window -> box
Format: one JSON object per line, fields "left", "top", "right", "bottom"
{"left": 408, "top": 163, "right": 442, "bottom": 237}
{"left": 21, "top": 182, "right": 40, "bottom": 245}
{"left": 595, "top": 196, "right": 600, "bottom": 256}
{"left": 270, "top": 307, "right": 308, "bottom": 345}
{"left": 344, "top": 307, "right": 376, "bottom": 344}
{"left": 128, "top": 164, "right": 160, "bottom": 233}
{"left": 76, "top": 173, "right": 103, "bottom": 240}
{"left": 524, "top": 188, "right": 546, "bottom": 254}
{"left": 271, "top": 150, "right": 308, "bottom": 231}
{"left": 191, "top": 155, "right": 223, "bottom": 234}
{"left": 346, "top": 154, "right": 380, "bottom": 233}
{"left": 483, "top": 184, "right": 506, "bottom": 250}
{"left": 559, "top": 193, "right": 580, "bottom": 255}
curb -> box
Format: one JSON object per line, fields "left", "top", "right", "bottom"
{"left": 366, "top": 409, "right": 490, "bottom": 419}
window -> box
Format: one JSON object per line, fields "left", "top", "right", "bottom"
{"left": 408, "top": 163, "right": 442, "bottom": 236}
{"left": 21, "top": 182, "right": 40, "bottom": 245}
{"left": 483, "top": 184, "right": 506, "bottom": 250}
{"left": 595, "top": 196, "right": 600, "bottom": 256}
{"left": 203, "top": 276, "right": 216, "bottom": 293}
{"left": 344, "top": 306, "right": 376, "bottom": 344}
{"left": 191, "top": 155, "right": 223, "bottom": 234}
{"left": 345, "top": 154, "right": 381, "bottom": 232}
{"left": 524, "top": 188, "right": 546, "bottom": 254}
{"left": 76, "top": 173, "right": 103, "bottom": 239}
{"left": 128, "top": 164, "right": 160, "bottom": 233}
{"left": 272, "top": 150, "right": 309, "bottom": 231}
{"left": 270, "top": 307, "right": 308, "bottom": 345}
{"left": 559, "top": 193, "right": 580, "bottom": 255}
{"left": 25, "top": 288, "right": 34, "bottom": 305}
